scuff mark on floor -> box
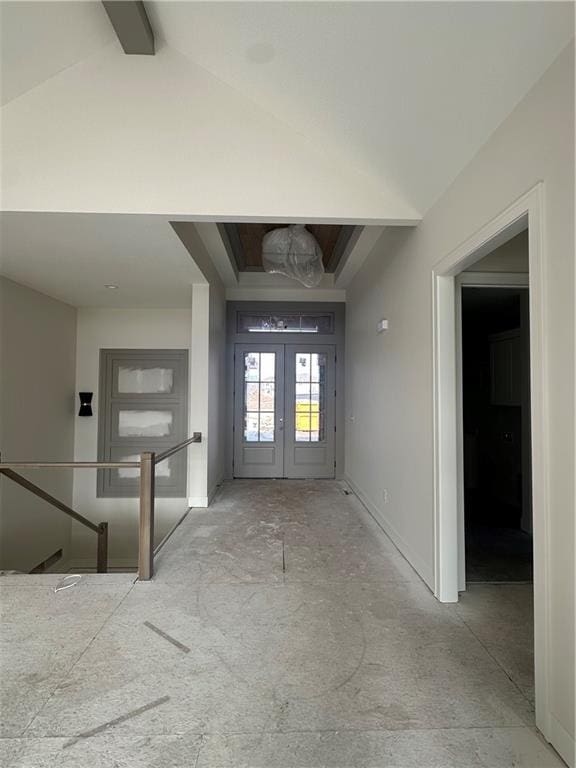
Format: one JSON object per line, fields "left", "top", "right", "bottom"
{"left": 62, "top": 695, "right": 170, "bottom": 749}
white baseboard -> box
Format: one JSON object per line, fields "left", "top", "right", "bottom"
{"left": 189, "top": 478, "right": 224, "bottom": 509}
{"left": 343, "top": 474, "right": 435, "bottom": 590}
{"left": 548, "top": 714, "right": 575, "bottom": 767}
{"left": 207, "top": 477, "right": 224, "bottom": 506}
{"left": 188, "top": 496, "right": 209, "bottom": 508}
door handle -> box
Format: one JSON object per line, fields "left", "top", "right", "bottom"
{"left": 279, "top": 416, "right": 284, "bottom": 431}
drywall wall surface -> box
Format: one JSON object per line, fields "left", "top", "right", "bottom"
{"left": 346, "top": 43, "right": 574, "bottom": 762}
{"left": 187, "top": 284, "right": 210, "bottom": 507}
{"left": 1, "top": 44, "right": 417, "bottom": 224}
{"left": 465, "top": 229, "right": 529, "bottom": 272}
{"left": 171, "top": 222, "right": 226, "bottom": 499}
{"left": 208, "top": 282, "right": 226, "bottom": 500}
{"left": 72, "top": 308, "right": 192, "bottom": 566}
{"left": 0, "top": 277, "right": 76, "bottom": 571}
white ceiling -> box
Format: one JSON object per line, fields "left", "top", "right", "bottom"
{"left": 0, "top": 213, "right": 205, "bottom": 308}
{"left": 0, "top": 1, "right": 114, "bottom": 106}
{"left": 0, "top": 2, "right": 572, "bottom": 303}
{"left": 1, "top": 2, "right": 572, "bottom": 216}
{"left": 147, "top": 1, "right": 574, "bottom": 214}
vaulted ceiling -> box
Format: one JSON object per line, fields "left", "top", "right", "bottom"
{"left": 1, "top": 1, "right": 573, "bottom": 222}
{"left": 147, "top": 1, "right": 574, "bottom": 215}
{"left": 0, "top": 2, "right": 573, "bottom": 303}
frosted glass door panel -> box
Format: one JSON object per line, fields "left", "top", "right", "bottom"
{"left": 118, "top": 410, "right": 173, "bottom": 437}
{"left": 118, "top": 366, "right": 174, "bottom": 394}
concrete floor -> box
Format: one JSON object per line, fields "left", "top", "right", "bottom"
{"left": 0, "top": 480, "right": 563, "bottom": 767}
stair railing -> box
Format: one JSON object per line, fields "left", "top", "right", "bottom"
{"left": 0, "top": 432, "right": 201, "bottom": 580}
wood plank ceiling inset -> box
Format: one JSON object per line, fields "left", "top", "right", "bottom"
{"left": 222, "top": 223, "right": 355, "bottom": 272}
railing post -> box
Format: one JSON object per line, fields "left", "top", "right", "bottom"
{"left": 139, "top": 451, "right": 155, "bottom": 581}
{"left": 96, "top": 522, "right": 108, "bottom": 573}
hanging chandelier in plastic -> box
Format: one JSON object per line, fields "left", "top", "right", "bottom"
{"left": 262, "top": 224, "right": 324, "bottom": 288}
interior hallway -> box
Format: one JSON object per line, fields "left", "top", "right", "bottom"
{"left": 0, "top": 481, "right": 561, "bottom": 767}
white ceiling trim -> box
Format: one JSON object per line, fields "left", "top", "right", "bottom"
{"left": 335, "top": 226, "right": 386, "bottom": 289}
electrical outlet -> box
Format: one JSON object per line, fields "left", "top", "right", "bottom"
{"left": 382, "top": 489, "right": 389, "bottom": 504}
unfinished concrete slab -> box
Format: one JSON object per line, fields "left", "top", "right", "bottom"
{"left": 0, "top": 481, "right": 561, "bottom": 767}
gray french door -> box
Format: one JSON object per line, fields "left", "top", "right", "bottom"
{"left": 233, "top": 344, "right": 285, "bottom": 478}
{"left": 233, "top": 344, "right": 336, "bottom": 478}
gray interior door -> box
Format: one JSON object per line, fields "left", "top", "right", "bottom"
{"left": 233, "top": 343, "right": 336, "bottom": 479}
{"left": 98, "top": 349, "right": 189, "bottom": 497}
{"left": 284, "top": 345, "right": 336, "bottom": 479}
{"left": 233, "top": 344, "right": 285, "bottom": 478}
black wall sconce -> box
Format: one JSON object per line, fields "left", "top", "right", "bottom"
{"left": 78, "top": 392, "right": 93, "bottom": 417}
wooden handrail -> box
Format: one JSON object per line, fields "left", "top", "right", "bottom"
{"left": 155, "top": 432, "right": 202, "bottom": 464}
{"left": 0, "top": 468, "right": 100, "bottom": 532}
{"left": 0, "top": 461, "right": 140, "bottom": 469}
{"left": 0, "top": 433, "right": 202, "bottom": 470}
{"left": 0, "top": 432, "right": 202, "bottom": 581}
{"left": 0, "top": 468, "right": 108, "bottom": 573}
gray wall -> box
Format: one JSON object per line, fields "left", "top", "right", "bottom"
{"left": 208, "top": 281, "right": 227, "bottom": 498}
{"left": 0, "top": 277, "right": 77, "bottom": 571}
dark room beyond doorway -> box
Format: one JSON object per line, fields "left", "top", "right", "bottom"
{"left": 461, "top": 287, "right": 532, "bottom": 583}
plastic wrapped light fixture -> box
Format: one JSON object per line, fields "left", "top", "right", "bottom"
{"left": 262, "top": 224, "right": 324, "bottom": 288}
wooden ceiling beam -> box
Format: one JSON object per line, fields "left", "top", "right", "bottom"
{"left": 102, "top": 1, "right": 155, "bottom": 55}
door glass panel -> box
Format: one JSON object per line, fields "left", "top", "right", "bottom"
{"left": 245, "top": 382, "right": 259, "bottom": 410}
{"left": 259, "top": 413, "right": 275, "bottom": 442}
{"left": 118, "top": 410, "right": 173, "bottom": 437}
{"left": 294, "top": 353, "right": 326, "bottom": 442}
{"left": 296, "top": 354, "right": 311, "bottom": 382}
{"left": 296, "top": 382, "right": 310, "bottom": 400}
{"left": 244, "top": 412, "right": 260, "bottom": 442}
{"left": 243, "top": 352, "right": 276, "bottom": 442}
{"left": 118, "top": 366, "right": 174, "bottom": 393}
{"left": 244, "top": 352, "right": 260, "bottom": 381}
{"left": 260, "top": 353, "right": 275, "bottom": 382}
{"left": 260, "top": 382, "right": 275, "bottom": 410}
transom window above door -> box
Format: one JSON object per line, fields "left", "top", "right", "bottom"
{"left": 237, "top": 312, "right": 334, "bottom": 334}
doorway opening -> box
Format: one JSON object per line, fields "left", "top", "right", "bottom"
{"left": 460, "top": 282, "right": 532, "bottom": 584}
{"left": 432, "top": 183, "right": 551, "bottom": 742}
{"left": 233, "top": 344, "right": 336, "bottom": 478}
{"left": 226, "top": 302, "right": 345, "bottom": 480}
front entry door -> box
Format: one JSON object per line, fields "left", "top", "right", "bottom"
{"left": 284, "top": 345, "right": 336, "bottom": 478}
{"left": 233, "top": 344, "right": 336, "bottom": 478}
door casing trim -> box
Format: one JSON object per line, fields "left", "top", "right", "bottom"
{"left": 432, "top": 183, "right": 552, "bottom": 743}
